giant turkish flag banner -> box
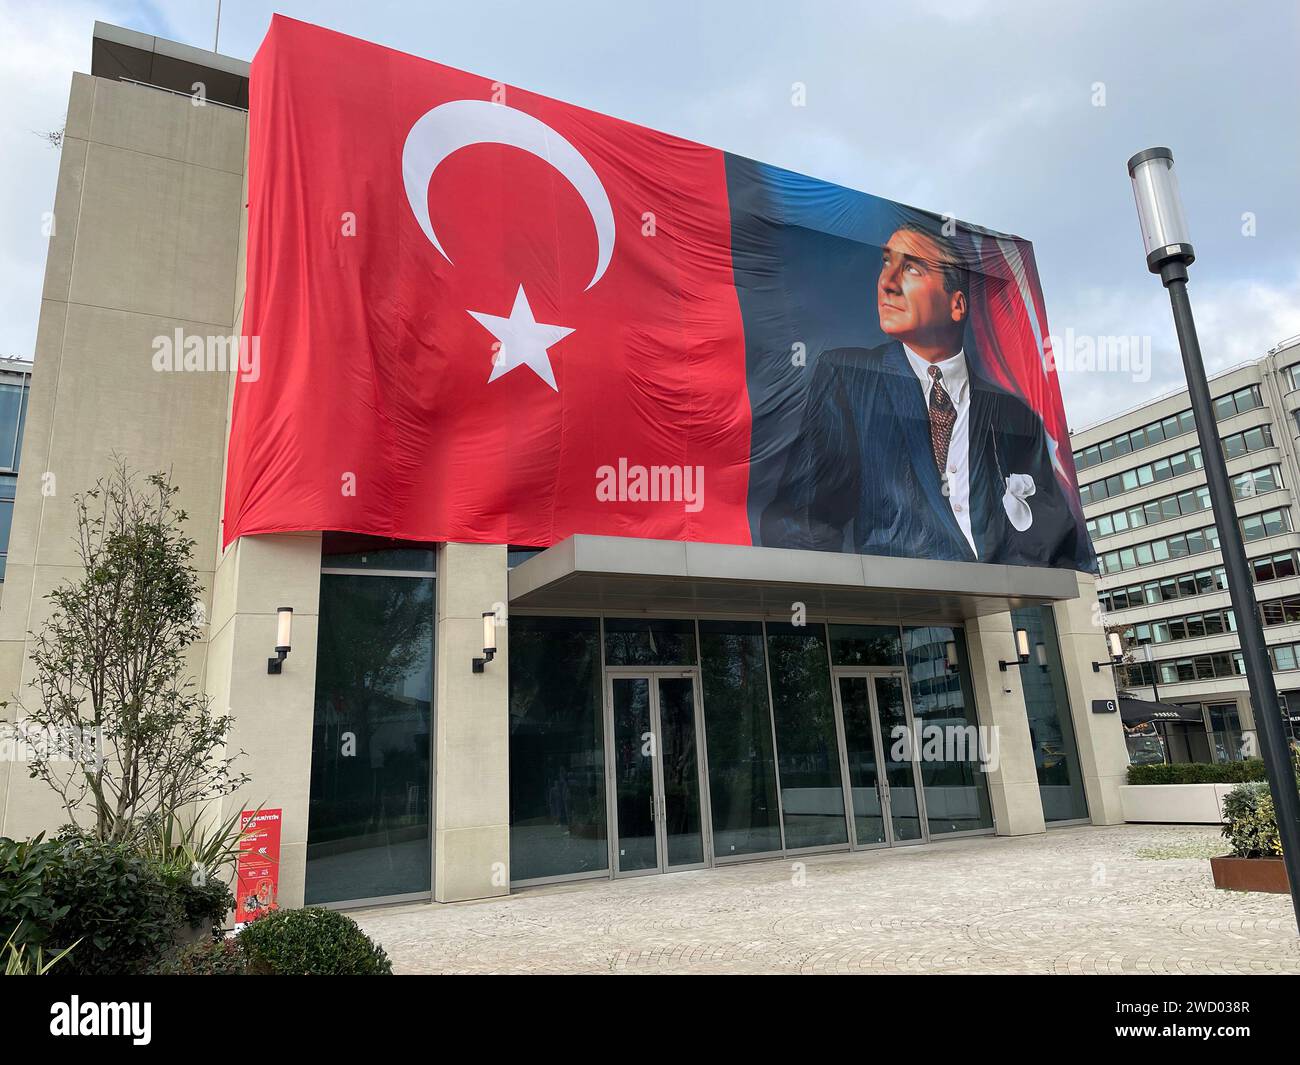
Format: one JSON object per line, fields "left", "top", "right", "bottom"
{"left": 225, "top": 16, "right": 753, "bottom": 547}
{"left": 227, "top": 17, "right": 1094, "bottom": 573}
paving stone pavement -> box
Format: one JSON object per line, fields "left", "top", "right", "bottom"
{"left": 351, "top": 825, "right": 1300, "bottom": 974}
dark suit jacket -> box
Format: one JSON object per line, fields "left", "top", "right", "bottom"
{"left": 760, "top": 341, "right": 1092, "bottom": 569}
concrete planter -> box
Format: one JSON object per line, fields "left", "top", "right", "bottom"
{"left": 1119, "top": 783, "right": 1236, "bottom": 824}
{"left": 1210, "top": 855, "right": 1290, "bottom": 894}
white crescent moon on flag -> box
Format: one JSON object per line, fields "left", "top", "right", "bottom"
{"left": 402, "top": 99, "right": 616, "bottom": 291}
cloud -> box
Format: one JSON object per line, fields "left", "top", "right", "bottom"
{"left": 1056, "top": 272, "right": 1300, "bottom": 432}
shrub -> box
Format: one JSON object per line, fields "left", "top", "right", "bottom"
{"left": 1221, "top": 780, "right": 1281, "bottom": 859}
{"left": 157, "top": 862, "right": 235, "bottom": 930}
{"left": 0, "top": 834, "right": 69, "bottom": 948}
{"left": 1127, "top": 759, "right": 1266, "bottom": 785}
{"left": 155, "top": 936, "right": 247, "bottom": 975}
{"left": 43, "top": 839, "right": 184, "bottom": 975}
{"left": 237, "top": 908, "right": 392, "bottom": 975}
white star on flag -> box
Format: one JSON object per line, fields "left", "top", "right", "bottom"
{"left": 467, "top": 284, "right": 573, "bottom": 391}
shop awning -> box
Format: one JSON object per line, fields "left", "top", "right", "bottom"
{"left": 1118, "top": 694, "right": 1204, "bottom": 726}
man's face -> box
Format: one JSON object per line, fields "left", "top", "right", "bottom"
{"left": 877, "top": 229, "right": 966, "bottom": 349}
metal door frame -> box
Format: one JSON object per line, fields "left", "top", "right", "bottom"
{"left": 831, "top": 667, "right": 931, "bottom": 849}
{"left": 603, "top": 667, "right": 711, "bottom": 877}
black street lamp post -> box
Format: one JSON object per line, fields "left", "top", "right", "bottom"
{"left": 1127, "top": 147, "right": 1300, "bottom": 931}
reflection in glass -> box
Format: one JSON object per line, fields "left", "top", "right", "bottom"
{"left": 611, "top": 677, "right": 658, "bottom": 871}
{"left": 1011, "top": 607, "right": 1089, "bottom": 821}
{"left": 830, "top": 624, "right": 904, "bottom": 667}
{"left": 903, "top": 626, "right": 994, "bottom": 834}
{"left": 307, "top": 574, "right": 433, "bottom": 904}
{"left": 836, "top": 676, "right": 886, "bottom": 845}
{"left": 604, "top": 617, "right": 696, "bottom": 666}
{"left": 766, "top": 622, "right": 848, "bottom": 848}
{"left": 873, "top": 675, "right": 923, "bottom": 841}
{"left": 320, "top": 531, "right": 436, "bottom": 572}
{"left": 0, "top": 381, "right": 25, "bottom": 470}
{"left": 658, "top": 677, "right": 704, "bottom": 867}
{"left": 699, "top": 621, "right": 782, "bottom": 857}
{"left": 508, "top": 616, "right": 607, "bottom": 881}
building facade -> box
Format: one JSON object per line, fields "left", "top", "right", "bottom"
{"left": 1072, "top": 336, "right": 1300, "bottom": 763}
{"left": 0, "top": 23, "right": 1129, "bottom": 910}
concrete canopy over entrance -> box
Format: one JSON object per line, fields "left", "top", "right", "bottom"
{"left": 508, "top": 535, "right": 1080, "bottom": 620}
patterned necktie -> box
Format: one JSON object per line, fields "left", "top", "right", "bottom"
{"left": 927, "top": 365, "right": 956, "bottom": 473}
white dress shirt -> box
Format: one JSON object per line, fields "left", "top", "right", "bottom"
{"left": 903, "top": 345, "right": 977, "bottom": 558}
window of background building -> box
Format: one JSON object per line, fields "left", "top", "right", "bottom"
{"left": 0, "top": 370, "right": 31, "bottom": 581}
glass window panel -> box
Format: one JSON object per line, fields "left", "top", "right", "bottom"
{"left": 320, "top": 532, "right": 436, "bottom": 572}
{"left": 1277, "top": 554, "right": 1297, "bottom": 580}
{"left": 508, "top": 616, "right": 607, "bottom": 881}
{"left": 699, "top": 620, "right": 782, "bottom": 858}
{"left": 903, "top": 626, "right": 994, "bottom": 834}
{"left": 829, "top": 623, "right": 904, "bottom": 667}
{"left": 765, "top": 621, "right": 848, "bottom": 849}
{"left": 603, "top": 617, "right": 696, "bottom": 666}
{"left": 1011, "top": 607, "right": 1088, "bottom": 822}
{"left": 307, "top": 574, "right": 433, "bottom": 904}
{"left": 0, "top": 382, "right": 23, "bottom": 470}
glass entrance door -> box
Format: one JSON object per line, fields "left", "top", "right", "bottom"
{"left": 607, "top": 671, "right": 708, "bottom": 875}
{"left": 833, "top": 670, "right": 928, "bottom": 848}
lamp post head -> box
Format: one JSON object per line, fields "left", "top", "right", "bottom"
{"left": 1127, "top": 147, "right": 1194, "bottom": 274}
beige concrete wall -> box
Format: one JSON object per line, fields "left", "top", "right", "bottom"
{"left": 1053, "top": 572, "right": 1134, "bottom": 825}
{"left": 207, "top": 533, "right": 321, "bottom": 909}
{"left": 965, "top": 611, "right": 1046, "bottom": 835}
{"left": 0, "top": 74, "right": 245, "bottom": 837}
{"left": 433, "top": 542, "right": 510, "bottom": 902}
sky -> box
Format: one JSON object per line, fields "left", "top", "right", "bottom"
{"left": 2, "top": 0, "right": 1297, "bottom": 431}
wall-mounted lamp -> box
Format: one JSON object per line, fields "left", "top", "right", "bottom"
{"left": 1035, "top": 641, "right": 1049, "bottom": 672}
{"left": 267, "top": 606, "right": 293, "bottom": 674}
{"left": 472, "top": 610, "right": 498, "bottom": 673}
{"left": 944, "top": 640, "right": 960, "bottom": 674}
{"left": 998, "top": 627, "right": 1031, "bottom": 672}
{"left": 1092, "top": 630, "right": 1125, "bottom": 672}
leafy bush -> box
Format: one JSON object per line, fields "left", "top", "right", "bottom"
{"left": 238, "top": 908, "right": 392, "bottom": 975}
{"left": 157, "top": 862, "right": 235, "bottom": 929}
{"left": 1127, "top": 759, "right": 1266, "bottom": 785}
{"left": 43, "top": 839, "right": 184, "bottom": 975}
{"left": 0, "top": 834, "right": 69, "bottom": 948}
{"left": 154, "top": 936, "right": 247, "bottom": 975}
{"left": 1222, "top": 781, "right": 1281, "bottom": 859}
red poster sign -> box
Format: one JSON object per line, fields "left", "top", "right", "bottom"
{"left": 235, "top": 808, "right": 282, "bottom": 925}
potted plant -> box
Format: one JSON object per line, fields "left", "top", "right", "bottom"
{"left": 1210, "top": 780, "right": 1289, "bottom": 893}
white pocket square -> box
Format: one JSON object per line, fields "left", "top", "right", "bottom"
{"left": 1003, "top": 473, "right": 1036, "bottom": 532}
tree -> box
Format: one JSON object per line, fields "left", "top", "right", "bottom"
{"left": 16, "top": 462, "right": 247, "bottom": 842}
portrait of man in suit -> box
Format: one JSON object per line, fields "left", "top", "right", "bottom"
{"left": 760, "top": 219, "right": 1087, "bottom": 569}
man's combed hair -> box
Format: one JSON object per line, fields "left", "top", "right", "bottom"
{"left": 893, "top": 219, "right": 971, "bottom": 301}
